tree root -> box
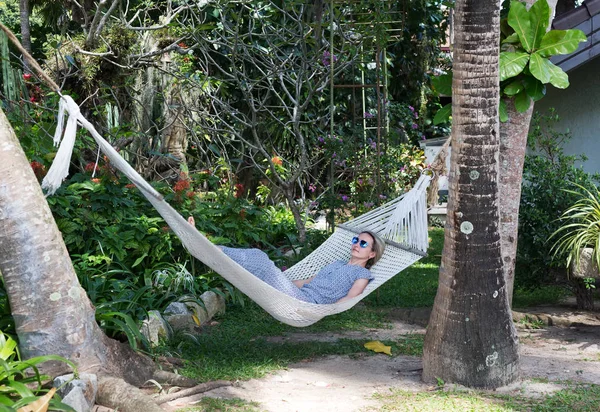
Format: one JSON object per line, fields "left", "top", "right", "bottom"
{"left": 97, "top": 376, "right": 164, "bottom": 412}
{"left": 152, "top": 369, "right": 197, "bottom": 387}
{"left": 154, "top": 380, "right": 232, "bottom": 404}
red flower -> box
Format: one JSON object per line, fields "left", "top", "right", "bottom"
{"left": 186, "top": 191, "right": 196, "bottom": 199}
{"left": 29, "top": 96, "right": 36, "bottom": 103}
{"left": 234, "top": 183, "right": 244, "bottom": 198}
{"left": 23, "top": 73, "right": 32, "bottom": 81}
{"left": 84, "top": 162, "right": 98, "bottom": 173}
{"left": 91, "top": 178, "right": 101, "bottom": 184}
{"left": 30, "top": 161, "right": 46, "bottom": 179}
{"left": 124, "top": 183, "right": 135, "bottom": 189}
{"left": 271, "top": 156, "right": 283, "bottom": 166}
{"left": 174, "top": 179, "right": 190, "bottom": 193}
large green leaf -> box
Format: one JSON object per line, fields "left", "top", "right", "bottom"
{"left": 529, "top": 0, "right": 551, "bottom": 49}
{"left": 499, "top": 99, "right": 508, "bottom": 123}
{"left": 529, "top": 52, "right": 551, "bottom": 83}
{"left": 508, "top": 1, "right": 534, "bottom": 52}
{"left": 523, "top": 75, "right": 546, "bottom": 101}
{"left": 503, "top": 80, "right": 524, "bottom": 96}
{"left": 431, "top": 73, "right": 452, "bottom": 96}
{"left": 530, "top": 53, "right": 570, "bottom": 88}
{"left": 537, "top": 29, "right": 587, "bottom": 57}
{"left": 514, "top": 90, "right": 532, "bottom": 113}
{"left": 433, "top": 103, "right": 452, "bottom": 125}
{"left": 547, "top": 61, "right": 569, "bottom": 88}
{"left": 500, "top": 51, "right": 530, "bottom": 81}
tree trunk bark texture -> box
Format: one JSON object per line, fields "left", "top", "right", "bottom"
{"left": 422, "top": 0, "right": 520, "bottom": 389}
{"left": 0, "top": 108, "right": 155, "bottom": 386}
{"left": 499, "top": 100, "right": 534, "bottom": 307}
{"left": 19, "top": 0, "right": 32, "bottom": 71}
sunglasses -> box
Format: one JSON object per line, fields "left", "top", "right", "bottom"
{"left": 351, "top": 236, "right": 370, "bottom": 248}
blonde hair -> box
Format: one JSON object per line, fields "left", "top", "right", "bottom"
{"left": 360, "top": 230, "right": 385, "bottom": 269}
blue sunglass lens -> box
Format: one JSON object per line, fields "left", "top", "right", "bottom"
{"left": 351, "top": 237, "right": 369, "bottom": 248}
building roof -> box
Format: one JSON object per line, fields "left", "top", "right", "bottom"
{"left": 551, "top": 0, "right": 600, "bottom": 72}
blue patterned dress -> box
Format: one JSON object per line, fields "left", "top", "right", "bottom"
{"left": 221, "top": 247, "right": 374, "bottom": 304}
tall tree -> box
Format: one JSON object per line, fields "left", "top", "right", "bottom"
{"left": 19, "top": 0, "right": 31, "bottom": 71}
{"left": 422, "top": 0, "right": 520, "bottom": 388}
{"left": 499, "top": 0, "right": 558, "bottom": 306}
{"left": 0, "top": 105, "right": 192, "bottom": 412}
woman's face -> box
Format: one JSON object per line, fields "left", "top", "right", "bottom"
{"left": 351, "top": 233, "right": 376, "bottom": 261}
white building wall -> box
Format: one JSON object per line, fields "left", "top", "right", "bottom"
{"left": 535, "top": 56, "right": 600, "bottom": 174}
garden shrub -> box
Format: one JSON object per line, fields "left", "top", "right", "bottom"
{"left": 517, "top": 110, "right": 600, "bottom": 288}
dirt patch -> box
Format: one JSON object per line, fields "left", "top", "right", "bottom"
{"left": 162, "top": 307, "right": 600, "bottom": 412}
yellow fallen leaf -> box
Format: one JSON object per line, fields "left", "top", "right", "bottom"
{"left": 192, "top": 314, "right": 201, "bottom": 326}
{"left": 364, "top": 340, "right": 392, "bottom": 356}
{"left": 18, "top": 387, "right": 55, "bottom": 412}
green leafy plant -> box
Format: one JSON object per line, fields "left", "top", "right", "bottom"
{"left": 517, "top": 110, "right": 600, "bottom": 287}
{"left": 0, "top": 330, "right": 76, "bottom": 410}
{"left": 550, "top": 184, "right": 600, "bottom": 273}
{"left": 498, "top": 0, "right": 586, "bottom": 119}
{"left": 432, "top": 0, "right": 587, "bottom": 125}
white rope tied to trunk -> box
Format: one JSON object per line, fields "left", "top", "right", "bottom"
{"left": 42, "top": 94, "right": 432, "bottom": 327}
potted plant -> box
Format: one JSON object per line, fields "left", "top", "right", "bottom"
{"left": 551, "top": 184, "right": 600, "bottom": 310}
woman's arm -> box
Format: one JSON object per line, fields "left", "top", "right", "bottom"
{"left": 336, "top": 278, "right": 370, "bottom": 303}
{"left": 293, "top": 277, "right": 314, "bottom": 288}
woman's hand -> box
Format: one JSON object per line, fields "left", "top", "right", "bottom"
{"left": 336, "top": 278, "right": 370, "bottom": 303}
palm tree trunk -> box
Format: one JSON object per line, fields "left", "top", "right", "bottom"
{"left": 422, "top": 0, "right": 520, "bottom": 389}
{"left": 19, "top": 0, "right": 31, "bottom": 71}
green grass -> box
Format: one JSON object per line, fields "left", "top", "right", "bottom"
{"left": 178, "top": 397, "right": 262, "bottom": 411}
{"left": 370, "top": 383, "right": 600, "bottom": 411}
{"left": 163, "top": 303, "right": 397, "bottom": 381}
{"left": 512, "top": 285, "right": 570, "bottom": 309}
{"left": 161, "top": 301, "right": 425, "bottom": 381}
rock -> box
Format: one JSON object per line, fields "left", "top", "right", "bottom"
{"left": 570, "top": 248, "right": 600, "bottom": 279}
{"left": 180, "top": 291, "right": 226, "bottom": 326}
{"left": 54, "top": 373, "right": 97, "bottom": 412}
{"left": 141, "top": 310, "right": 173, "bottom": 347}
{"left": 163, "top": 313, "right": 200, "bottom": 333}
{"left": 164, "top": 302, "right": 191, "bottom": 315}
{"left": 62, "top": 387, "right": 90, "bottom": 412}
{"left": 199, "top": 290, "right": 226, "bottom": 318}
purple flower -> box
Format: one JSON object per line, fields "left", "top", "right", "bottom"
{"left": 363, "top": 201, "right": 374, "bottom": 208}
{"left": 411, "top": 123, "right": 418, "bottom": 130}
{"left": 341, "top": 195, "right": 349, "bottom": 202}
{"left": 358, "top": 179, "right": 363, "bottom": 185}
{"left": 379, "top": 194, "right": 387, "bottom": 200}
{"left": 332, "top": 152, "right": 337, "bottom": 158}
{"left": 281, "top": 266, "right": 288, "bottom": 271}
{"left": 318, "top": 136, "right": 325, "bottom": 143}
{"left": 308, "top": 183, "right": 316, "bottom": 193}
{"left": 409, "top": 105, "right": 415, "bottom": 112}
{"left": 421, "top": 134, "right": 426, "bottom": 140}
{"left": 370, "top": 141, "right": 377, "bottom": 149}
{"left": 322, "top": 50, "right": 338, "bottom": 66}
{"left": 364, "top": 112, "right": 374, "bottom": 118}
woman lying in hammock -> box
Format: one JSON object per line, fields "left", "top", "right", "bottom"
{"left": 188, "top": 217, "right": 384, "bottom": 304}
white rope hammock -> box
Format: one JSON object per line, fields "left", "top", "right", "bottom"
{"left": 42, "top": 95, "right": 431, "bottom": 327}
